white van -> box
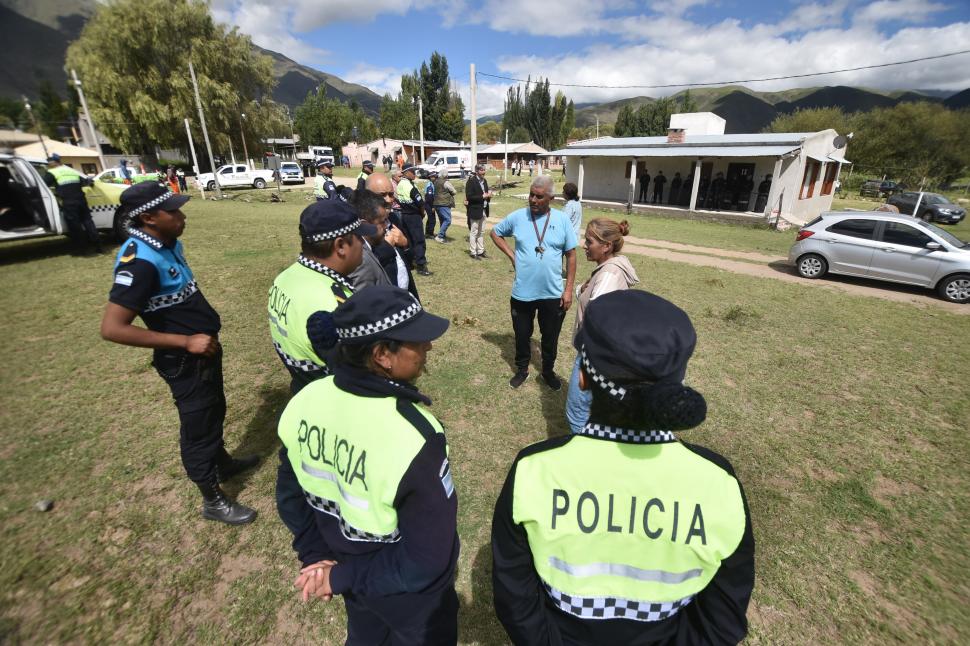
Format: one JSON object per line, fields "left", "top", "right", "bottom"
{"left": 417, "top": 150, "right": 473, "bottom": 179}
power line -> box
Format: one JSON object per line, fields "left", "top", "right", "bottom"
{"left": 477, "top": 49, "right": 970, "bottom": 90}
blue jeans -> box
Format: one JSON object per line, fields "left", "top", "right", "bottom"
{"left": 435, "top": 206, "right": 452, "bottom": 238}
{"left": 565, "top": 355, "right": 592, "bottom": 433}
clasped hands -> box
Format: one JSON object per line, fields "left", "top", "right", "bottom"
{"left": 294, "top": 560, "right": 336, "bottom": 602}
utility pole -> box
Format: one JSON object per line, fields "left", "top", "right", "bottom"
{"left": 240, "top": 113, "right": 250, "bottom": 168}
{"left": 417, "top": 95, "right": 425, "bottom": 163}
{"left": 22, "top": 97, "right": 49, "bottom": 159}
{"left": 188, "top": 60, "right": 221, "bottom": 198}
{"left": 71, "top": 69, "right": 106, "bottom": 171}
{"left": 184, "top": 118, "right": 204, "bottom": 199}
{"left": 503, "top": 128, "right": 509, "bottom": 187}
{"left": 596, "top": 116, "right": 600, "bottom": 139}
{"left": 470, "top": 63, "right": 477, "bottom": 171}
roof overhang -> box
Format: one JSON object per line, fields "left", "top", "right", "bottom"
{"left": 546, "top": 145, "right": 800, "bottom": 158}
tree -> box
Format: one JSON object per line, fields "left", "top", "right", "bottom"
{"left": 380, "top": 93, "right": 417, "bottom": 140}
{"left": 65, "top": 0, "right": 277, "bottom": 160}
{"left": 502, "top": 78, "right": 575, "bottom": 148}
{"left": 294, "top": 86, "right": 378, "bottom": 152}
{"left": 35, "top": 80, "right": 69, "bottom": 139}
{"left": 0, "top": 97, "right": 26, "bottom": 130}
{"left": 379, "top": 52, "right": 464, "bottom": 142}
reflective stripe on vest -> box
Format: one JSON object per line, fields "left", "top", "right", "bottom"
{"left": 48, "top": 165, "right": 83, "bottom": 185}
{"left": 512, "top": 435, "right": 745, "bottom": 619}
{"left": 268, "top": 260, "right": 351, "bottom": 375}
{"left": 278, "top": 377, "right": 445, "bottom": 541}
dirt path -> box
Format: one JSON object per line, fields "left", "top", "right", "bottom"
{"left": 444, "top": 213, "right": 967, "bottom": 315}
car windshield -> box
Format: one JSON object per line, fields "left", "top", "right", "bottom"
{"left": 924, "top": 194, "right": 951, "bottom": 205}
{"left": 915, "top": 220, "right": 968, "bottom": 248}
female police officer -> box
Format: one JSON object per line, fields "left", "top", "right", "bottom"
{"left": 492, "top": 290, "right": 755, "bottom": 645}
{"left": 276, "top": 285, "right": 459, "bottom": 645}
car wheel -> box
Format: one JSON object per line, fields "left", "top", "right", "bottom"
{"left": 254, "top": 178, "right": 266, "bottom": 189}
{"left": 207, "top": 181, "right": 216, "bottom": 191}
{"left": 938, "top": 274, "right": 970, "bottom": 304}
{"left": 112, "top": 207, "right": 130, "bottom": 242}
{"left": 920, "top": 210, "right": 933, "bottom": 222}
{"left": 796, "top": 253, "right": 827, "bottom": 279}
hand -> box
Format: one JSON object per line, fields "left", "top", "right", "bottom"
{"left": 385, "top": 227, "right": 407, "bottom": 247}
{"left": 295, "top": 560, "right": 336, "bottom": 602}
{"left": 560, "top": 290, "right": 573, "bottom": 312}
{"left": 184, "top": 334, "right": 218, "bottom": 357}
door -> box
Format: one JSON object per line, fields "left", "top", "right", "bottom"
{"left": 0, "top": 159, "right": 58, "bottom": 238}
{"left": 820, "top": 218, "right": 880, "bottom": 276}
{"left": 725, "top": 163, "right": 755, "bottom": 210}
{"left": 219, "top": 165, "right": 236, "bottom": 186}
{"left": 867, "top": 221, "right": 942, "bottom": 286}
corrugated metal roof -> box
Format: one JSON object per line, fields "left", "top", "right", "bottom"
{"left": 547, "top": 145, "right": 801, "bottom": 158}
{"left": 558, "top": 133, "right": 813, "bottom": 149}
{"left": 479, "top": 142, "right": 549, "bottom": 155}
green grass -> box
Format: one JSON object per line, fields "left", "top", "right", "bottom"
{"left": 4, "top": 190, "right": 965, "bottom": 643}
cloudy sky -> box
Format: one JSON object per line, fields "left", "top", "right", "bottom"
{"left": 210, "top": 0, "right": 970, "bottom": 115}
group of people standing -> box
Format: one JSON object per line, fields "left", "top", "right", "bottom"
{"left": 98, "top": 164, "right": 754, "bottom": 644}
{"left": 638, "top": 168, "right": 773, "bottom": 212}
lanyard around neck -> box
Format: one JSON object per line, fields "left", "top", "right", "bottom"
{"left": 531, "top": 211, "right": 551, "bottom": 248}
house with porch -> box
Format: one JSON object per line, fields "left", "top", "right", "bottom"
{"left": 547, "top": 112, "right": 850, "bottom": 226}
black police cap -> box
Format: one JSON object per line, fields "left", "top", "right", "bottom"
{"left": 299, "top": 198, "right": 377, "bottom": 243}
{"left": 120, "top": 181, "right": 190, "bottom": 219}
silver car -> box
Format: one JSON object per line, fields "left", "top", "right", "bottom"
{"left": 789, "top": 211, "right": 970, "bottom": 303}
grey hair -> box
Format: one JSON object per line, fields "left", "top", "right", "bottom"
{"left": 475, "top": 163, "right": 487, "bottom": 172}
{"left": 531, "top": 174, "right": 554, "bottom": 196}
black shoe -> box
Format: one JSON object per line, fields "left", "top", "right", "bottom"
{"left": 541, "top": 372, "right": 562, "bottom": 391}
{"left": 478, "top": 252, "right": 488, "bottom": 259}
{"left": 509, "top": 371, "right": 529, "bottom": 389}
{"left": 217, "top": 454, "right": 260, "bottom": 482}
{"left": 196, "top": 480, "right": 257, "bottom": 525}
{"left": 417, "top": 267, "right": 433, "bottom": 276}
{"left": 472, "top": 254, "right": 482, "bottom": 261}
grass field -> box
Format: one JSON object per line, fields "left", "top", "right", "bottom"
{"left": 2, "top": 191, "right": 968, "bottom": 644}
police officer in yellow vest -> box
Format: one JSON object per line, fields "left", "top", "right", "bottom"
{"left": 356, "top": 159, "right": 375, "bottom": 193}
{"left": 268, "top": 198, "right": 374, "bottom": 394}
{"left": 43, "top": 153, "right": 103, "bottom": 254}
{"left": 276, "top": 285, "right": 459, "bottom": 644}
{"left": 314, "top": 159, "right": 337, "bottom": 201}
{"left": 492, "top": 290, "right": 755, "bottom": 645}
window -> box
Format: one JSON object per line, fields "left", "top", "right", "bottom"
{"left": 882, "top": 222, "right": 932, "bottom": 248}
{"left": 800, "top": 160, "right": 821, "bottom": 199}
{"left": 624, "top": 160, "right": 647, "bottom": 179}
{"left": 827, "top": 219, "right": 877, "bottom": 239}
{"left": 821, "top": 163, "right": 838, "bottom": 195}
{"left": 220, "top": 167, "right": 233, "bottom": 174}
{"left": 446, "top": 156, "right": 458, "bottom": 164}
{"left": 236, "top": 166, "right": 247, "bottom": 173}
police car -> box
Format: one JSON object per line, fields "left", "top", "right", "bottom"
{"left": 0, "top": 153, "right": 129, "bottom": 243}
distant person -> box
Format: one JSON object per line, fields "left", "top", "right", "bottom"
{"left": 528, "top": 159, "right": 535, "bottom": 176}
{"left": 562, "top": 182, "right": 583, "bottom": 240}
{"left": 43, "top": 153, "right": 102, "bottom": 254}
{"left": 118, "top": 159, "right": 133, "bottom": 184}
{"left": 465, "top": 164, "right": 491, "bottom": 260}
{"left": 638, "top": 168, "right": 650, "bottom": 203}
{"left": 754, "top": 174, "right": 772, "bottom": 212}
{"left": 356, "top": 159, "right": 375, "bottom": 194}
{"left": 396, "top": 163, "right": 432, "bottom": 276}
{"left": 432, "top": 169, "right": 457, "bottom": 243}
{"left": 652, "top": 170, "right": 666, "bottom": 204}
{"left": 711, "top": 172, "right": 726, "bottom": 211}
{"left": 682, "top": 172, "right": 694, "bottom": 206}
{"left": 424, "top": 170, "right": 438, "bottom": 237}
{"left": 366, "top": 172, "right": 419, "bottom": 301}
{"left": 314, "top": 160, "right": 336, "bottom": 201}
{"left": 177, "top": 168, "right": 187, "bottom": 193}
{"left": 669, "top": 172, "right": 682, "bottom": 205}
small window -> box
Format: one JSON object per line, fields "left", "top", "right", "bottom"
{"left": 882, "top": 222, "right": 932, "bottom": 248}
{"left": 447, "top": 156, "right": 458, "bottom": 164}
{"left": 220, "top": 167, "right": 233, "bottom": 174}
{"left": 821, "top": 163, "right": 838, "bottom": 195}
{"left": 236, "top": 166, "right": 247, "bottom": 173}
{"left": 800, "top": 160, "right": 821, "bottom": 199}
{"left": 827, "top": 219, "right": 877, "bottom": 240}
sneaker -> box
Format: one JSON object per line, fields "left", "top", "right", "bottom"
{"left": 509, "top": 372, "right": 529, "bottom": 389}
{"left": 435, "top": 236, "right": 446, "bottom": 244}
{"left": 541, "top": 372, "right": 562, "bottom": 391}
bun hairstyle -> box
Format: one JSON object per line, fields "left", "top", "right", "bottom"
{"left": 586, "top": 217, "right": 630, "bottom": 254}
{"left": 589, "top": 381, "right": 707, "bottom": 431}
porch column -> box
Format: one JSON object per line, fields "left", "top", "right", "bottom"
{"left": 764, "top": 157, "right": 784, "bottom": 217}
{"left": 627, "top": 157, "right": 637, "bottom": 213}
{"left": 688, "top": 159, "right": 702, "bottom": 212}
{"left": 577, "top": 157, "right": 585, "bottom": 201}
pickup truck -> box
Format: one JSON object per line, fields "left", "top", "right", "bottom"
{"left": 196, "top": 164, "right": 276, "bottom": 191}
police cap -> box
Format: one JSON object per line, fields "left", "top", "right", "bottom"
{"left": 575, "top": 290, "right": 696, "bottom": 389}
{"left": 47, "top": 153, "right": 61, "bottom": 163}
{"left": 333, "top": 285, "right": 449, "bottom": 344}
{"left": 362, "top": 160, "right": 375, "bottom": 168}
{"left": 400, "top": 162, "right": 417, "bottom": 174}
{"left": 299, "top": 198, "right": 377, "bottom": 243}
{"left": 120, "top": 181, "right": 190, "bottom": 219}
{"left": 316, "top": 159, "right": 334, "bottom": 168}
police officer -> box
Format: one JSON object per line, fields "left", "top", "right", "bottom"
{"left": 492, "top": 290, "right": 754, "bottom": 645}
{"left": 268, "top": 199, "right": 374, "bottom": 395}
{"left": 100, "top": 182, "right": 258, "bottom": 525}
{"left": 314, "top": 160, "right": 337, "bottom": 201}
{"left": 396, "top": 162, "right": 432, "bottom": 276}
{"left": 356, "top": 160, "right": 375, "bottom": 194}
{"left": 43, "top": 153, "right": 103, "bottom": 254}
{"left": 277, "top": 285, "right": 458, "bottom": 644}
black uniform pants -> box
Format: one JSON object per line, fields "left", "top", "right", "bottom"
{"left": 510, "top": 297, "right": 565, "bottom": 375}
{"left": 62, "top": 201, "right": 99, "bottom": 249}
{"left": 638, "top": 184, "right": 648, "bottom": 202}
{"left": 344, "top": 585, "right": 458, "bottom": 646}
{"left": 653, "top": 185, "right": 664, "bottom": 203}
{"left": 424, "top": 202, "right": 437, "bottom": 236}
{"left": 153, "top": 348, "right": 229, "bottom": 484}
{"left": 400, "top": 210, "right": 428, "bottom": 268}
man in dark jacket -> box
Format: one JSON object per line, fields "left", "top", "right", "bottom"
{"left": 464, "top": 164, "right": 491, "bottom": 260}
{"left": 638, "top": 168, "right": 650, "bottom": 203}
{"left": 669, "top": 172, "right": 682, "bottom": 205}
{"left": 652, "top": 170, "right": 666, "bottom": 204}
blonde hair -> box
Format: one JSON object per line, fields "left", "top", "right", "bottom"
{"left": 586, "top": 217, "right": 630, "bottom": 254}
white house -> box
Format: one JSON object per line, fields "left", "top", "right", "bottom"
{"left": 477, "top": 142, "right": 549, "bottom": 169}
{"left": 547, "top": 112, "right": 850, "bottom": 225}
{"left": 342, "top": 138, "right": 469, "bottom": 168}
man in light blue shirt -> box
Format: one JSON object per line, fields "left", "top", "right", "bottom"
{"left": 491, "top": 175, "right": 577, "bottom": 390}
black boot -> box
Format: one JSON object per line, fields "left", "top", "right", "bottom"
{"left": 216, "top": 454, "right": 260, "bottom": 482}
{"left": 196, "top": 479, "right": 257, "bottom": 525}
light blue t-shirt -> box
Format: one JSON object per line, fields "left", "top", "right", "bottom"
{"left": 493, "top": 207, "right": 577, "bottom": 301}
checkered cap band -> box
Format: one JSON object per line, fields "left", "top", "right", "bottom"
{"left": 90, "top": 204, "right": 115, "bottom": 214}
{"left": 580, "top": 345, "right": 628, "bottom": 400}
{"left": 543, "top": 582, "right": 693, "bottom": 622}
{"left": 297, "top": 254, "right": 355, "bottom": 293}
{"left": 273, "top": 342, "right": 328, "bottom": 375}
{"left": 306, "top": 218, "right": 363, "bottom": 242}
{"left": 145, "top": 280, "right": 198, "bottom": 312}
{"left": 336, "top": 297, "right": 422, "bottom": 340}
{"left": 127, "top": 226, "right": 164, "bottom": 250}
{"left": 580, "top": 423, "right": 675, "bottom": 444}
{"left": 303, "top": 492, "right": 401, "bottom": 543}
{"left": 127, "top": 190, "right": 175, "bottom": 219}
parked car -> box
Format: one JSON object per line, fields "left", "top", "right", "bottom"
{"left": 93, "top": 168, "right": 159, "bottom": 184}
{"left": 278, "top": 162, "right": 304, "bottom": 185}
{"left": 886, "top": 192, "right": 965, "bottom": 224}
{"left": 859, "top": 179, "right": 904, "bottom": 198}
{"left": 195, "top": 164, "right": 275, "bottom": 191}
{"left": 789, "top": 211, "right": 970, "bottom": 303}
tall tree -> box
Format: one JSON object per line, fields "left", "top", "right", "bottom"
{"left": 35, "top": 79, "right": 69, "bottom": 139}
{"left": 65, "top": 0, "right": 277, "bottom": 159}
{"left": 295, "top": 86, "right": 378, "bottom": 152}
{"left": 379, "top": 53, "right": 464, "bottom": 142}
{"left": 502, "top": 78, "right": 575, "bottom": 148}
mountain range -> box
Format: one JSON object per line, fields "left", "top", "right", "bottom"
{"left": 1, "top": 0, "right": 966, "bottom": 136}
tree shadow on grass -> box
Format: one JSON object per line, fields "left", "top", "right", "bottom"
{"left": 458, "top": 542, "right": 508, "bottom": 646}
{"left": 0, "top": 235, "right": 115, "bottom": 266}
{"left": 221, "top": 383, "right": 289, "bottom": 497}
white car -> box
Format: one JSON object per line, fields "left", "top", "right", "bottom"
{"left": 417, "top": 150, "right": 473, "bottom": 179}
{"left": 196, "top": 164, "right": 276, "bottom": 191}
{"left": 279, "top": 162, "right": 305, "bottom": 184}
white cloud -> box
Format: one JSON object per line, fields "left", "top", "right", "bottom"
{"left": 342, "top": 64, "right": 412, "bottom": 98}
{"left": 286, "top": 0, "right": 416, "bottom": 33}
{"left": 852, "top": 0, "right": 948, "bottom": 25}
